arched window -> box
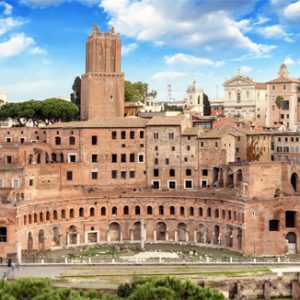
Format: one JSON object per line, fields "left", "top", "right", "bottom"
{"left": 147, "top": 206, "right": 152, "bottom": 215}
{"left": 189, "top": 207, "right": 194, "bottom": 216}
{"left": 222, "top": 209, "right": 226, "bottom": 219}
{"left": 237, "top": 92, "right": 241, "bottom": 103}
{"left": 123, "top": 206, "right": 129, "bottom": 215}
{"left": 180, "top": 206, "right": 185, "bottom": 216}
{"left": 69, "top": 209, "right": 74, "bottom": 218}
{"left": 207, "top": 207, "right": 211, "bottom": 217}
{"left": 170, "top": 206, "right": 175, "bottom": 215}
{"left": 159, "top": 205, "right": 164, "bottom": 215}
{"left": 228, "top": 210, "right": 232, "bottom": 220}
{"left": 61, "top": 209, "right": 65, "bottom": 219}
{"left": 215, "top": 209, "right": 219, "bottom": 218}
{"left": 90, "top": 207, "right": 95, "bottom": 217}
{"left": 112, "top": 206, "right": 117, "bottom": 215}
{"left": 101, "top": 207, "right": 106, "bottom": 216}
{"left": 69, "top": 136, "right": 75, "bottom": 145}
{"left": 39, "top": 212, "right": 44, "bottom": 222}
{"left": 46, "top": 211, "right": 50, "bottom": 221}
{"left": 198, "top": 207, "right": 203, "bottom": 217}
{"left": 55, "top": 136, "right": 61, "bottom": 145}
{"left": 34, "top": 213, "right": 37, "bottom": 223}
{"left": 135, "top": 206, "right": 141, "bottom": 215}
{"left": 79, "top": 207, "right": 84, "bottom": 217}
{"left": 28, "top": 214, "right": 32, "bottom": 224}
{"left": 23, "top": 215, "right": 27, "bottom": 225}
{"left": 53, "top": 210, "right": 58, "bottom": 220}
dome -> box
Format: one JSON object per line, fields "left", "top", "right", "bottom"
{"left": 186, "top": 81, "right": 203, "bottom": 93}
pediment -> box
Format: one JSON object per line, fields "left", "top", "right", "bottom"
{"left": 224, "top": 75, "right": 254, "bottom": 87}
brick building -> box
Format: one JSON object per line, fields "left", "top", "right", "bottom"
{"left": 0, "top": 26, "right": 300, "bottom": 259}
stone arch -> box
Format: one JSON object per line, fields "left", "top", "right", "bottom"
{"left": 27, "top": 232, "right": 33, "bottom": 250}
{"left": 147, "top": 206, "right": 152, "bottom": 215}
{"left": 68, "top": 225, "right": 78, "bottom": 245}
{"left": 38, "top": 229, "right": 45, "bottom": 250}
{"left": 69, "top": 208, "right": 74, "bottom": 218}
{"left": 135, "top": 206, "right": 141, "bottom": 215}
{"left": 170, "top": 206, "right": 175, "bottom": 215}
{"left": 53, "top": 227, "right": 60, "bottom": 246}
{"left": 213, "top": 225, "right": 220, "bottom": 245}
{"left": 133, "top": 221, "right": 141, "bottom": 241}
{"left": 159, "top": 205, "right": 164, "bottom": 215}
{"left": 226, "top": 225, "right": 233, "bottom": 248}
{"left": 46, "top": 211, "right": 50, "bottom": 221}
{"left": 51, "top": 153, "right": 57, "bottom": 163}
{"left": 101, "top": 207, "right": 106, "bottom": 216}
{"left": 180, "top": 206, "right": 185, "bottom": 216}
{"left": 286, "top": 232, "right": 297, "bottom": 254}
{"left": 112, "top": 206, "right": 117, "bottom": 215}
{"left": 90, "top": 207, "right": 95, "bottom": 216}
{"left": 177, "top": 223, "right": 188, "bottom": 242}
{"left": 28, "top": 154, "right": 34, "bottom": 164}
{"left": 109, "top": 222, "right": 121, "bottom": 241}
{"left": 237, "top": 169, "right": 243, "bottom": 184}
{"left": 291, "top": 173, "right": 299, "bottom": 192}
{"left": 196, "top": 224, "right": 206, "bottom": 243}
{"left": 227, "top": 168, "right": 234, "bottom": 188}
{"left": 237, "top": 228, "right": 242, "bottom": 250}
{"left": 156, "top": 222, "right": 167, "bottom": 241}
{"left": 39, "top": 212, "right": 44, "bottom": 222}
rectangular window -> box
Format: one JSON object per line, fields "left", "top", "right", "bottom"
{"left": 152, "top": 181, "right": 160, "bottom": 189}
{"left": 285, "top": 211, "right": 296, "bottom": 227}
{"left": 168, "top": 181, "right": 176, "bottom": 189}
{"left": 112, "top": 154, "right": 117, "bottom": 163}
{"left": 68, "top": 154, "right": 77, "bottom": 163}
{"left": 154, "top": 158, "right": 158, "bottom": 164}
{"left": 112, "top": 131, "right": 117, "bottom": 139}
{"left": 130, "top": 153, "right": 135, "bottom": 162}
{"left": 130, "top": 131, "right": 135, "bottom": 139}
{"left": 187, "top": 145, "right": 191, "bottom": 151}
{"left": 6, "top": 156, "right": 12, "bottom": 164}
{"left": 121, "top": 154, "right": 126, "bottom": 163}
{"left": 12, "top": 179, "right": 19, "bottom": 188}
{"left": 67, "top": 171, "right": 73, "bottom": 181}
{"left": 111, "top": 170, "right": 117, "bottom": 179}
{"left": 121, "top": 131, "right": 126, "bottom": 139}
{"left": 153, "top": 169, "right": 159, "bottom": 177}
{"left": 165, "top": 158, "right": 169, "bottom": 165}
{"left": 185, "top": 180, "right": 193, "bottom": 189}
{"left": 91, "top": 136, "right": 97, "bottom": 145}
{"left": 0, "top": 227, "right": 7, "bottom": 242}
{"left": 92, "top": 154, "right": 98, "bottom": 163}
{"left": 283, "top": 100, "right": 289, "bottom": 110}
{"left": 138, "top": 154, "right": 144, "bottom": 163}
{"left": 91, "top": 172, "right": 98, "bottom": 180}
{"left": 5, "top": 137, "right": 11, "bottom": 143}
{"left": 121, "top": 171, "right": 126, "bottom": 179}
{"left": 19, "top": 137, "right": 26, "bottom": 144}
{"left": 130, "top": 170, "right": 135, "bottom": 178}
{"left": 169, "top": 132, "right": 174, "bottom": 139}
{"left": 171, "top": 146, "right": 175, "bottom": 151}
{"left": 140, "top": 131, "right": 144, "bottom": 139}
{"left": 154, "top": 132, "right": 159, "bottom": 139}
{"left": 269, "top": 220, "right": 279, "bottom": 231}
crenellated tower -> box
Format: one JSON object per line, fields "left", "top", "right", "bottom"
{"left": 81, "top": 25, "right": 124, "bottom": 120}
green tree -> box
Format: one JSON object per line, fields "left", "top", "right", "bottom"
{"left": 71, "top": 76, "right": 81, "bottom": 115}
{"left": 203, "top": 94, "right": 211, "bottom": 116}
{"left": 125, "top": 81, "right": 155, "bottom": 103}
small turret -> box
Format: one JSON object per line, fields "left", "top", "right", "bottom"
{"left": 278, "top": 63, "right": 289, "bottom": 78}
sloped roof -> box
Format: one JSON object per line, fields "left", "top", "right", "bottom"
{"left": 146, "top": 115, "right": 186, "bottom": 126}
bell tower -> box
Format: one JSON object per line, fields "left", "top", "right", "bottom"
{"left": 81, "top": 25, "right": 124, "bottom": 120}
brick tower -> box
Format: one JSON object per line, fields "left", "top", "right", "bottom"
{"left": 81, "top": 25, "right": 124, "bottom": 120}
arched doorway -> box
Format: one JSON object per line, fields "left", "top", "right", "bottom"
{"left": 156, "top": 222, "right": 167, "bottom": 241}
{"left": 196, "top": 224, "right": 206, "bottom": 243}
{"left": 53, "top": 227, "right": 60, "bottom": 246}
{"left": 38, "top": 229, "right": 45, "bottom": 250}
{"left": 237, "top": 169, "right": 243, "bottom": 185}
{"left": 133, "top": 222, "right": 141, "bottom": 241}
{"left": 237, "top": 228, "right": 242, "bottom": 250}
{"left": 291, "top": 173, "right": 298, "bottom": 192}
{"left": 177, "top": 223, "right": 187, "bottom": 242}
{"left": 68, "top": 225, "right": 78, "bottom": 245}
{"left": 213, "top": 225, "right": 220, "bottom": 245}
{"left": 109, "top": 222, "right": 121, "bottom": 241}
{"left": 27, "top": 232, "right": 33, "bottom": 250}
{"left": 227, "top": 169, "right": 234, "bottom": 188}
{"left": 286, "top": 232, "right": 297, "bottom": 254}
{"left": 226, "top": 226, "right": 233, "bottom": 248}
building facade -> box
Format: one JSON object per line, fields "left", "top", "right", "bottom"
{"left": 223, "top": 74, "right": 267, "bottom": 125}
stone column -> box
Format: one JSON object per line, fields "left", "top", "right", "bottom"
{"left": 233, "top": 172, "right": 237, "bottom": 188}
{"left": 130, "top": 230, "right": 134, "bottom": 241}
{"left": 141, "top": 219, "right": 145, "bottom": 250}
{"left": 185, "top": 231, "right": 189, "bottom": 242}
{"left": 174, "top": 230, "right": 178, "bottom": 242}
{"left": 194, "top": 231, "right": 197, "bottom": 243}
{"left": 153, "top": 230, "right": 157, "bottom": 242}
{"left": 17, "top": 240, "right": 22, "bottom": 264}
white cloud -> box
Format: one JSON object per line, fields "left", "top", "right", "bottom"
{"left": 164, "top": 53, "right": 223, "bottom": 67}
{"left": 20, "top": 0, "right": 99, "bottom": 6}
{"left": 284, "top": 1, "right": 300, "bottom": 20}
{"left": 240, "top": 66, "right": 252, "bottom": 74}
{"left": 257, "top": 25, "right": 293, "bottom": 42}
{"left": 284, "top": 56, "right": 294, "bottom": 65}
{"left": 0, "top": 33, "right": 34, "bottom": 58}
{"left": 121, "top": 43, "right": 138, "bottom": 56}
{"left": 253, "top": 15, "right": 270, "bottom": 25}
{"left": 29, "top": 46, "right": 47, "bottom": 55}
{"left": 152, "top": 71, "right": 187, "bottom": 81}
{"left": 0, "top": 16, "right": 24, "bottom": 36}
{"left": 100, "top": 0, "right": 274, "bottom": 57}
{"left": 0, "top": 1, "right": 13, "bottom": 15}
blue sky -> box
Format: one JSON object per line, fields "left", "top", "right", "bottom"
{"left": 0, "top": 0, "right": 300, "bottom": 102}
